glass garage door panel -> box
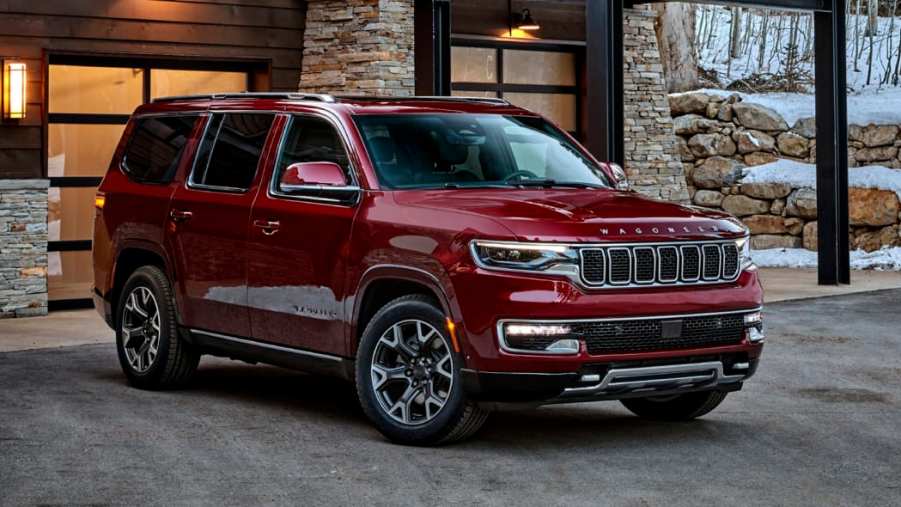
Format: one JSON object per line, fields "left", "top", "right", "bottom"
{"left": 504, "top": 92, "right": 577, "bottom": 132}
{"left": 48, "top": 187, "right": 97, "bottom": 243}
{"left": 48, "top": 124, "right": 126, "bottom": 178}
{"left": 503, "top": 50, "right": 576, "bottom": 86}
{"left": 451, "top": 90, "right": 498, "bottom": 98}
{"left": 48, "top": 251, "right": 94, "bottom": 302}
{"left": 451, "top": 47, "right": 498, "bottom": 84}
{"left": 150, "top": 69, "right": 247, "bottom": 99}
{"left": 48, "top": 65, "right": 143, "bottom": 114}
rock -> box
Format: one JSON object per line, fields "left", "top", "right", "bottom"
{"left": 848, "top": 125, "right": 864, "bottom": 142}
{"left": 849, "top": 187, "right": 900, "bottom": 226}
{"left": 688, "top": 133, "right": 733, "bottom": 158}
{"left": 717, "top": 103, "right": 734, "bottom": 122}
{"left": 732, "top": 103, "right": 789, "bottom": 131}
{"left": 854, "top": 146, "right": 898, "bottom": 164}
{"left": 735, "top": 130, "right": 775, "bottom": 154}
{"left": 722, "top": 195, "right": 771, "bottom": 217}
{"left": 771, "top": 198, "right": 786, "bottom": 215}
{"left": 786, "top": 188, "right": 818, "bottom": 219}
{"left": 744, "top": 152, "right": 779, "bottom": 166}
{"left": 743, "top": 215, "right": 786, "bottom": 234}
{"left": 861, "top": 124, "right": 900, "bottom": 147}
{"left": 784, "top": 217, "right": 804, "bottom": 236}
{"left": 803, "top": 221, "right": 818, "bottom": 250}
{"left": 741, "top": 182, "right": 792, "bottom": 200}
{"left": 693, "top": 189, "right": 725, "bottom": 208}
{"left": 792, "top": 117, "right": 817, "bottom": 138}
{"left": 853, "top": 225, "right": 899, "bottom": 252}
{"left": 691, "top": 156, "right": 743, "bottom": 189}
{"left": 676, "top": 137, "right": 694, "bottom": 162}
{"left": 673, "top": 114, "right": 718, "bottom": 135}
{"left": 751, "top": 234, "right": 803, "bottom": 249}
{"left": 669, "top": 92, "right": 714, "bottom": 116}
{"left": 705, "top": 102, "right": 720, "bottom": 119}
{"left": 777, "top": 132, "right": 810, "bottom": 158}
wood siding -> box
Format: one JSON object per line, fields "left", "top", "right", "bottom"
{"left": 452, "top": 0, "right": 586, "bottom": 42}
{"left": 0, "top": 0, "right": 306, "bottom": 179}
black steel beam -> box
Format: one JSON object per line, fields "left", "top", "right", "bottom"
{"left": 626, "top": 0, "right": 829, "bottom": 12}
{"left": 414, "top": 0, "right": 451, "bottom": 96}
{"left": 585, "top": 0, "right": 624, "bottom": 166}
{"left": 814, "top": 0, "right": 850, "bottom": 285}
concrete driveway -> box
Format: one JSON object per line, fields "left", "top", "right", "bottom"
{"left": 1, "top": 290, "right": 900, "bottom": 506}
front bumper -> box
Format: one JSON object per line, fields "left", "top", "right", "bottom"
{"left": 462, "top": 353, "right": 759, "bottom": 404}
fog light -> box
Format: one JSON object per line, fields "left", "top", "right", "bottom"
{"left": 504, "top": 323, "right": 572, "bottom": 336}
{"left": 748, "top": 327, "right": 765, "bottom": 343}
{"left": 545, "top": 339, "right": 580, "bottom": 354}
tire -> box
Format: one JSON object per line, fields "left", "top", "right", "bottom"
{"left": 115, "top": 265, "right": 199, "bottom": 390}
{"left": 355, "top": 294, "right": 488, "bottom": 446}
{"left": 620, "top": 390, "right": 728, "bottom": 421}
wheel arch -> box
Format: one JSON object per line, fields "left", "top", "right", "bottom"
{"left": 350, "top": 265, "right": 462, "bottom": 355}
{"left": 109, "top": 243, "right": 174, "bottom": 319}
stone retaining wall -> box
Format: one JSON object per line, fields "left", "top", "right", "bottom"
{"left": 0, "top": 179, "right": 48, "bottom": 318}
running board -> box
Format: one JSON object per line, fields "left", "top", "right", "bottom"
{"left": 189, "top": 329, "right": 353, "bottom": 379}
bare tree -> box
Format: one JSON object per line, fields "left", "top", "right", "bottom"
{"left": 652, "top": 3, "right": 700, "bottom": 92}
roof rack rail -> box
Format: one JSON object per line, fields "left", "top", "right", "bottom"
{"left": 334, "top": 95, "right": 511, "bottom": 106}
{"left": 151, "top": 92, "right": 336, "bottom": 103}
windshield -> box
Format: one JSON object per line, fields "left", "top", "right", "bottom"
{"left": 353, "top": 114, "right": 612, "bottom": 190}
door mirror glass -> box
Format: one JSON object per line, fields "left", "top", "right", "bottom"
{"left": 279, "top": 162, "right": 348, "bottom": 192}
{"left": 608, "top": 162, "right": 630, "bottom": 191}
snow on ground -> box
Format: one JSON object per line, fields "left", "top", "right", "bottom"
{"left": 687, "top": 87, "right": 901, "bottom": 126}
{"left": 740, "top": 159, "right": 901, "bottom": 200}
{"left": 752, "top": 247, "right": 901, "bottom": 271}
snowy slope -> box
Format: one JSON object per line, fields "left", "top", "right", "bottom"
{"left": 752, "top": 247, "right": 901, "bottom": 270}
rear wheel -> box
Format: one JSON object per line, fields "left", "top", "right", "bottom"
{"left": 355, "top": 295, "right": 488, "bottom": 446}
{"left": 620, "top": 390, "right": 728, "bottom": 421}
{"left": 115, "top": 266, "right": 199, "bottom": 390}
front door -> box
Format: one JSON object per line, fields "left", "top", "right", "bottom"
{"left": 166, "top": 112, "right": 277, "bottom": 337}
{"left": 247, "top": 114, "right": 359, "bottom": 355}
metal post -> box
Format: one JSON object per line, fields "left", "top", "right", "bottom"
{"left": 585, "top": 0, "right": 624, "bottom": 165}
{"left": 414, "top": 0, "right": 451, "bottom": 96}
{"left": 814, "top": 0, "right": 849, "bottom": 285}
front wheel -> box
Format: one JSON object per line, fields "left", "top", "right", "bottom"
{"left": 620, "top": 390, "right": 728, "bottom": 421}
{"left": 355, "top": 295, "right": 488, "bottom": 446}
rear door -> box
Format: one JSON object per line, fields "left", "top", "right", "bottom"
{"left": 166, "top": 112, "right": 277, "bottom": 337}
{"left": 246, "top": 114, "right": 360, "bottom": 355}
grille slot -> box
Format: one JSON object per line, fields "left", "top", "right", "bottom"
{"left": 581, "top": 249, "right": 606, "bottom": 284}
{"left": 578, "top": 241, "right": 741, "bottom": 287}
{"left": 608, "top": 248, "right": 631, "bottom": 284}
{"left": 702, "top": 244, "right": 722, "bottom": 280}
{"left": 577, "top": 312, "right": 748, "bottom": 355}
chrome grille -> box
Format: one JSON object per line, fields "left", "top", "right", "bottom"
{"left": 580, "top": 241, "right": 742, "bottom": 288}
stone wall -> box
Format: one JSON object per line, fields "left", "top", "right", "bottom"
{"left": 0, "top": 180, "right": 48, "bottom": 318}
{"left": 299, "top": 0, "right": 414, "bottom": 96}
{"left": 673, "top": 91, "right": 901, "bottom": 252}
{"left": 622, "top": 8, "right": 690, "bottom": 203}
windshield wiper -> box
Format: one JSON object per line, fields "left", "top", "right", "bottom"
{"left": 508, "top": 179, "right": 606, "bottom": 189}
{"left": 442, "top": 182, "right": 510, "bottom": 189}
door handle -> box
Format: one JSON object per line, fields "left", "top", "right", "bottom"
{"left": 169, "top": 209, "right": 193, "bottom": 222}
{"left": 253, "top": 219, "right": 280, "bottom": 236}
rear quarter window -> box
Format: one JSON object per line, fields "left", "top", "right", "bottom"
{"left": 121, "top": 115, "right": 199, "bottom": 183}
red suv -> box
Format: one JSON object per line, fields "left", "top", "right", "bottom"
{"left": 93, "top": 93, "right": 764, "bottom": 445}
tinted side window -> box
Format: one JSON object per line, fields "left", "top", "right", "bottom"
{"left": 276, "top": 116, "right": 352, "bottom": 181}
{"left": 191, "top": 113, "right": 275, "bottom": 191}
{"left": 122, "top": 115, "right": 198, "bottom": 183}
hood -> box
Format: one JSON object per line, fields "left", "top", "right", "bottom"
{"left": 393, "top": 188, "right": 747, "bottom": 243}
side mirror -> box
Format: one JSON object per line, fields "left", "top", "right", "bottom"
{"left": 608, "top": 162, "right": 630, "bottom": 191}
{"left": 279, "top": 162, "right": 348, "bottom": 192}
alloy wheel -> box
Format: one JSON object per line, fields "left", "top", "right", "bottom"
{"left": 370, "top": 319, "right": 454, "bottom": 426}
{"left": 121, "top": 286, "right": 162, "bottom": 373}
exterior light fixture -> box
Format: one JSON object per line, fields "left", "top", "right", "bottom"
{"left": 3, "top": 61, "right": 26, "bottom": 120}
{"left": 508, "top": 1, "right": 540, "bottom": 36}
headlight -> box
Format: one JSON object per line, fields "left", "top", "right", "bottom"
{"left": 736, "top": 235, "right": 753, "bottom": 270}
{"left": 470, "top": 240, "right": 579, "bottom": 273}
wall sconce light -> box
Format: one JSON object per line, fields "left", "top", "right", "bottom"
{"left": 508, "top": 1, "right": 540, "bottom": 36}
{"left": 3, "top": 61, "right": 27, "bottom": 120}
